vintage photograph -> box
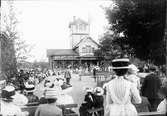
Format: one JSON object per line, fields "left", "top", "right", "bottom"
{"left": 0, "top": 0, "right": 166, "bottom": 116}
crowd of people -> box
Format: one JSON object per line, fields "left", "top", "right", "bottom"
{"left": 79, "top": 58, "right": 167, "bottom": 116}
{"left": 0, "top": 68, "right": 74, "bottom": 116}
{"left": 0, "top": 58, "right": 167, "bottom": 116}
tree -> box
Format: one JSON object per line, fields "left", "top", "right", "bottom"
{"left": 1, "top": 0, "right": 33, "bottom": 79}
{"left": 0, "top": 33, "right": 17, "bottom": 80}
{"left": 105, "top": 0, "right": 166, "bottom": 65}
{"left": 94, "top": 33, "right": 124, "bottom": 63}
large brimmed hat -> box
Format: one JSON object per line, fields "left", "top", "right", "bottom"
{"left": 45, "top": 88, "right": 62, "bottom": 99}
{"left": 1, "top": 85, "right": 16, "bottom": 100}
{"left": 84, "top": 87, "right": 94, "bottom": 93}
{"left": 128, "top": 64, "right": 139, "bottom": 72}
{"left": 111, "top": 58, "right": 130, "bottom": 69}
{"left": 94, "top": 87, "right": 104, "bottom": 96}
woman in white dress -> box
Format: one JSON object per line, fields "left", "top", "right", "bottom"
{"left": 105, "top": 58, "right": 142, "bottom": 116}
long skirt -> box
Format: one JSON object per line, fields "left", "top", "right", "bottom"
{"left": 105, "top": 104, "right": 138, "bottom": 116}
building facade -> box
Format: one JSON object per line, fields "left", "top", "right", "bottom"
{"left": 47, "top": 17, "right": 99, "bottom": 69}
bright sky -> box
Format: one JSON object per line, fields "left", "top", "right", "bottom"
{"left": 1, "top": 0, "right": 114, "bottom": 62}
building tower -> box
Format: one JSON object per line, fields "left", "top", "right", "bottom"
{"left": 69, "top": 16, "right": 90, "bottom": 49}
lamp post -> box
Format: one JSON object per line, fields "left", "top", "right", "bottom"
{"left": 0, "top": 36, "right": 2, "bottom": 80}
{"left": 165, "top": 0, "right": 167, "bottom": 76}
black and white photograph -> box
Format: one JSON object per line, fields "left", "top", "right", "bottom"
{"left": 0, "top": 0, "right": 166, "bottom": 116}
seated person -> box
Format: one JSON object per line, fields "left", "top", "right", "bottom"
{"left": 157, "top": 85, "right": 167, "bottom": 114}
{"left": 24, "top": 83, "right": 39, "bottom": 104}
{"left": 134, "top": 96, "right": 151, "bottom": 112}
{"left": 40, "top": 80, "right": 59, "bottom": 104}
{"left": 0, "top": 85, "right": 28, "bottom": 116}
{"left": 93, "top": 87, "right": 104, "bottom": 116}
{"left": 39, "top": 90, "right": 48, "bottom": 104}
{"left": 35, "top": 88, "right": 62, "bottom": 116}
{"left": 79, "top": 87, "right": 95, "bottom": 116}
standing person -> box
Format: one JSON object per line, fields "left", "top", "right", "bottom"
{"left": 93, "top": 87, "right": 104, "bottom": 116}
{"left": 35, "top": 88, "right": 62, "bottom": 116}
{"left": 141, "top": 66, "right": 162, "bottom": 111}
{"left": 105, "top": 58, "right": 141, "bottom": 116}
{"left": 64, "top": 69, "right": 72, "bottom": 85}
{"left": 79, "top": 66, "right": 83, "bottom": 81}
{"left": 93, "top": 66, "right": 97, "bottom": 82}
{"left": 126, "top": 64, "right": 141, "bottom": 90}
{"left": 18, "top": 70, "right": 26, "bottom": 93}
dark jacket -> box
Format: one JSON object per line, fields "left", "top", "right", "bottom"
{"left": 26, "top": 94, "right": 39, "bottom": 103}
{"left": 93, "top": 95, "right": 104, "bottom": 108}
{"left": 141, "top": 73, "right": 161, "bottom": 99}
{"left": 64, "top": 71, "right": 71, "bottom": 79}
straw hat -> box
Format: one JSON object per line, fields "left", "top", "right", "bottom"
{"left": 111, "top": 58, "right": 130, "bottom": 69}
{"left": 94, "top": 87, "right": 104, "bottom": 96}
{"left": 83, "top": 87, "right": 94, "bottom": 93}
{"left": 44, "top": 80, "right": 54, "bottom": 88}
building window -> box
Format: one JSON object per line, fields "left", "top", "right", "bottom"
{"left": 82, "top": 47, "right": 86, "bottom": 53}
{"left": 92, "top": 47, "right": 95, "bottom": 53}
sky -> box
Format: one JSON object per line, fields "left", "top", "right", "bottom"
{"left": 1, "top": 0, "right": 114, "bottom": 62}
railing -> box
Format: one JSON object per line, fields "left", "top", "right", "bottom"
{"left": 87, "top": 107, "right": 166, "bottom": 116}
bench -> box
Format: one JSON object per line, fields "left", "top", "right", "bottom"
{"left": 87, "top": 108, "right": 166, "bottom": 116}
{"left": 58, "top": 104, "right": 78, "bottom": 116}
{"left": 21, "top": 103, "right": 78, "bottom": 116}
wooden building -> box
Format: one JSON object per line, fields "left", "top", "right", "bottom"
{"left": 47, "top": 17, "right": 99, "bottom": 69}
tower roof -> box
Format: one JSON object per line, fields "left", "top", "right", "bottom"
{"left": 69, "top": 18, "right": 89, "bottom": 28}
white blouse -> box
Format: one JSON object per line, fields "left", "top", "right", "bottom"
{"left": 157, "top": 99, "right": 167, "bottom": 113}
{"left": 106, "top": 76, "right": 141, "bottom": 105}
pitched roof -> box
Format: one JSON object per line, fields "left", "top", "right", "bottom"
{"left": 47, "top": 49, "right": 79, "bottom": 57}
{"left": 73, "top": 37, "right": 99, "bottom": 49}
{"left": 69, "top": 18, "right": 88, "bottom": 28}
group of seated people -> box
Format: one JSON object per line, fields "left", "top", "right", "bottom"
{"left": 79, "top": 87, "right": 104, "bottom": 116}
{"left": 0, "top": 73, "right": 74, "bottom": 116}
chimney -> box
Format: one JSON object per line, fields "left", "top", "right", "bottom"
{"left": 73, "top": 16, "right": 76, "bottom": 22}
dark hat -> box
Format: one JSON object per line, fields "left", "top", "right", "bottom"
{"left": 111, "top": 58, "right": 130, "bottom": 69}
{"left": 149, "top": 66, "right": 157, "bottom": 71}
{"left": 1, "top": 86, "right": 16, "bottom": 100}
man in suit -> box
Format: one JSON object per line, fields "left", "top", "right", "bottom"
{"left": 64, "top": 69, "right": 72, "bottom": 85}
{"left": 141, "top": 66, "right": 162, "bottom": 111}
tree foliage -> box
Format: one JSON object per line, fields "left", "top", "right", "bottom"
{"left": 1, "top": 33, "right": 17, "bottom": 79}
{"left": 1, "top": 0, "right": 33, "bottom": 79}
{"left": 104, "top": 0, "right": 166, "bottom": 65}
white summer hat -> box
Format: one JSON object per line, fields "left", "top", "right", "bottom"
{"left": 128, "top": 64, "right": 139, "bottom": 72}
{"left": 94, "top": 87, "right": 104, "bottom": 96}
